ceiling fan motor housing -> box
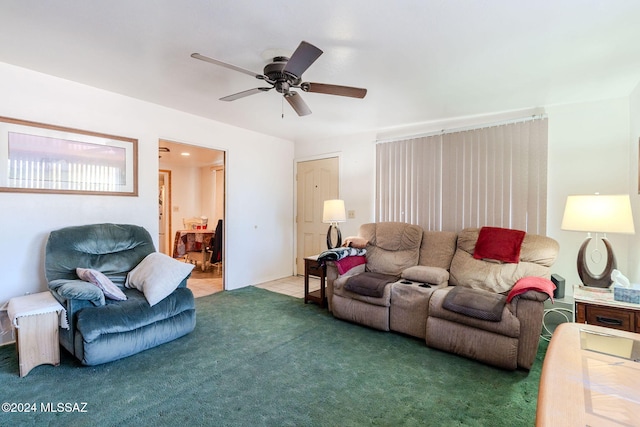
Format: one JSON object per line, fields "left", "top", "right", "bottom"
{"left": 263, "top": 57, "right": 301, "bottom": 92}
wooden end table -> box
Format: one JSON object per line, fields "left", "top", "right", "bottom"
{"left": 8, "top": 292, "right": 62, "bottom": 377}
{"left": 573, "top": 285, "right": 640, "bottom": 333}
{"left": 304, "top": 255, "right": 326, "bottom": 308}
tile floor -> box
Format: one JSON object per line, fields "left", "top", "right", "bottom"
{"left": 188, "top": 277, "right": 223, "bottom": 298}
{"left": 254, "top": 275, "right": 321, "bottom": 298}
{"left": 186, "top": 260, "right": 321, "bottom": 300}
{"left": 187, "top": 263, "right": 223, "bottom": 298}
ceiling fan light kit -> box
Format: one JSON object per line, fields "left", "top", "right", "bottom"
{"left": 191, "top": 41, "right": 367, "bottom": 116}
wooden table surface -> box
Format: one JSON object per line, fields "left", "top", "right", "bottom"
{"left": 536, "top": 322, "right": 640, "bottom": 427}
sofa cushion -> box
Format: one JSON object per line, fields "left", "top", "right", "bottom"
{"left": 401, "top": 265, "right": 449, "bottom": 286}
{"left": 455, "top": 228, "right": 559, "bottom": 266}
{"left": 359, "top": 222, "right": 423, "bottom": 275}
{"left": 76, "top": 287, "right": 195, "bottom": 343}
{"left": 449, "top": 228, "right": 559, "bottom": 294}
{"left": 418, "top": 230, "right": 457, "bottom": 270}
{"left": 519, "top": 234, "right": 560, "bottom": 267}
{"left": 125, "top": 253, "right": 194, "bottom": 306}
{"left": 449, "top": 249, "right": 552, "bottom": 294}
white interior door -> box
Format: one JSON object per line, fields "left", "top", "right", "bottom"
{"left": 296, "top": 157, "right": 339, "bottom": 274}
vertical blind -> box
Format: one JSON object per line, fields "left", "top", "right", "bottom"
{"left": 376, "top": 117, "right": 548, "bottom": 234}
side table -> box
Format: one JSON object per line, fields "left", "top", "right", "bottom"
{"left": 573, "top": 285, "right": 640, "bottom": 333}
{"left": 304, "top": 255, "right": 326, "bottom": 308}
{"left": 7, "top": 292, "right": 64, "bottom": 377}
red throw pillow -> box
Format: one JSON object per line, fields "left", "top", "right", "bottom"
{"left": 473, "top": 226, "right": 526, "bottom": 264}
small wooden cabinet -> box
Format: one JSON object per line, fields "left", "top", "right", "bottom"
{"left": 574, "top": 286, "right": 640, "bottom": 333}
{"left": 304, "top": 255, "right": 326, "bottom": 308}
{"left": 8, "top": 292, "right": 62, "bottom": 377}
{"left": 15, "top": 311, "right": 60, "bottom": 377}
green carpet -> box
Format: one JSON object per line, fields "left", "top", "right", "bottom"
{"left": 0, "top": 287, "right": 547, "bottom": 426}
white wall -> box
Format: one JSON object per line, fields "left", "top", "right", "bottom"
{"left": 546, "top": 98, "right": 632, "bottom": 293}
{"left": 214, "top": 168, "right": 224, "bottom": 223}
{"left": 199, "top": 167, "right": 215, "bottom": 225}
{"left": 626, "top": 81, "right": 640, "bottom": 282}
{"left": 295, "top": 100, "right": 635, "bottom": 297}
{"left": 169, "top": 164, "right": 203, "bottom": 234}
{"left": 0, "top": 63, "right": 294, "bottom": 333}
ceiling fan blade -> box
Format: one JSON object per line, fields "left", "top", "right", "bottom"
{"left": 301, "top": 82, "right": 367, "bottom": 99}
{"left": 220, "top": 87, "right": 271, "bottom": 101}
{"left": 191, "top": 53, "right": 266, "bottom": 80}
{"left": 282, "top": 41, "right": 323, "bottom": 78}
{"left": 285, "top": 92, "right": 312, "bottom": 116}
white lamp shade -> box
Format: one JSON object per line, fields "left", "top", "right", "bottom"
{"left": 561, "top": 194, "right": 635, "bottom": 234}
{"left": 322, "top": 199, "right": 346, "bottom": 223}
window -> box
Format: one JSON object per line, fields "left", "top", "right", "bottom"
{"left": 376, "top": 117, "right": 548, "bottom": 234}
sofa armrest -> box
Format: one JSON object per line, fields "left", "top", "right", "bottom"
{"left": 507, "top": 289, "right": 549, "bottom": 315}
{"left": 513, "top": 289, "right": 550, "bottom": 302}
{"left": 508, "top": 292, "right": 547, "bottom": 369}
{"left": 326, "top": 262, "right": 366, "bottom": 312}
{"left": 401, "top": 265, "right": 449, "bottom": 286}
{"left": 48, "top": 279, "right": 105, "bottom": 306}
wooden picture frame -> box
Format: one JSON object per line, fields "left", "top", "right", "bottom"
{"left": 0, "top": 116, "right": 137, "bottom": 196}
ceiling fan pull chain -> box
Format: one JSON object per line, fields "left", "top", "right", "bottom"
{"left": 282, "top": 96, "right": 284, "bottom": 119}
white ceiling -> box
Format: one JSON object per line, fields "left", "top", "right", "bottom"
{"left": 2, "top": 1, "right": 640, "bottom": 143}
{"left": 159, "top": 139, "right": 224, "bottom": 168}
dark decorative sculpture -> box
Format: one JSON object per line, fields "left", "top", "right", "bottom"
{"left": 576, "top": 236, "right": 615, "bottom": 288}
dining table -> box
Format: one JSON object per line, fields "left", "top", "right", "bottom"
{"left": 172, "top": 229, "right": 215, "bottom": 270}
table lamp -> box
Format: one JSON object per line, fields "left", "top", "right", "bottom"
{"left": 561, "top": 194, "right": 635, "bottom": 288}
{"left": 322, "top": 199, "right": 346, "bottom": 249}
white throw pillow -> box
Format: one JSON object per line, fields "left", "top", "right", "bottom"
{"left": 125, "top": 252, "right": 194, "bottom": 306}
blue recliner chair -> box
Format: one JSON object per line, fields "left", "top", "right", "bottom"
{"left": 45, "top": 223, "right": 196, "bottom": 366}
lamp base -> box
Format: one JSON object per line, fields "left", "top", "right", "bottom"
{"left": 577, "top": 236, "right": 616, "bottom": 288}
{"left": 326, "top": 224, "right": 342, "bottom": 249}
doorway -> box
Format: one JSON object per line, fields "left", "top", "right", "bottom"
{"left": 296, "top": 156, "right": 339, "bottom": 274}
{"left": 158, "top": 139, "right": 225, "bottom": 297}
{"left": 158, "top": 170, "right": 172, "bottom": 254}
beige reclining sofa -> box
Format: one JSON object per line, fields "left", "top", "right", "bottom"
{"left": 326, "top": 222, "right": 559, "bottom": 370}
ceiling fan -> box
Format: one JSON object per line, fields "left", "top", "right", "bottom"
{"left": 191, "top": 41, "right": 367, "bottom": 116}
